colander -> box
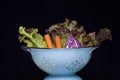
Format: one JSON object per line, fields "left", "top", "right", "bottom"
{"left": 24, "top": 47, "right": 96, "bottom": 80}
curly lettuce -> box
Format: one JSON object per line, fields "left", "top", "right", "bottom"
{"left": 46, "top": 19, "right": 85, "bottom": 47}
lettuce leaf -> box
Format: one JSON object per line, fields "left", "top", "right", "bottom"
{"left": 19, "top": 26, "right": 47, "bottom": 48}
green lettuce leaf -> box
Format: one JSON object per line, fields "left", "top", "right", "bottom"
{"left": 19, "top": 26, "right": 47, "bottom": 48}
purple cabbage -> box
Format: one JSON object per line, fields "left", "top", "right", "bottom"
{"left": 64, "top": 36, "right": 83, "bottom": 48}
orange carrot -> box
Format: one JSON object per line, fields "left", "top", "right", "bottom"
{"left": 44, "top": 34, "right": 53, "bottom": 48}
{"left": 55, "top": 35, "right": 62, "bottom": 48}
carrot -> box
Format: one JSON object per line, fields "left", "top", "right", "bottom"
{"left": 44, "top": 34, "right": 53, "bottom": 48}
{"left": 55, "top": 35, "right": 62, "bottom": 48}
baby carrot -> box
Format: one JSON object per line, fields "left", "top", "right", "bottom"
{"left": 55, "top": 35, "right": 62, "bottom": 48}
{"left": 44, "top": 34, "right": 53, "bottom": 48}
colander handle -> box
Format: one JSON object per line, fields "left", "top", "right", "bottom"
{"left": 21, "top": 46, "right": 32, "bottom": 53}
{"left": 91, "top": 46, "right": 99, "bottom": 54}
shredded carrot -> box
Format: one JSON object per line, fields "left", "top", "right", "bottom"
{"left": 44, "top": 34, "right": 53, "bottom": 48}
{"left": 55, "top": 35, "right": 62, "bottom": 48}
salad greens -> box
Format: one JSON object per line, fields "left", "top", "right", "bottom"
{"left": 46, "top": 19, "right": 97, "bottom": 47}
{"left": 19, "top": 26, "right": 47, "bottom": 48}
{"left": 18, "top": 19, "right": 112, "bottom": 48}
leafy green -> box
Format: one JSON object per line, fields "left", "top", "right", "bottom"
{"left": 18, "top": 19, "right": 112, "bottom": 48}
{"left": 46, "top": 19, "right": 100, "bottom": 48}
{"left": 96, "top": 28, "right": 112, "bottom": 45}
{"left": 19, "top": 26, "right": 47, "bottom": 48}
{"left": 77, "top": 32, "right": 97, "bottom": 47}
{"left": 46, "top": 19, "right": 87, "bottom": 47}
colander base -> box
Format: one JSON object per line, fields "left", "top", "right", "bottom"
{"left": 44, "top": 74, "right": 82, "bottom": 80}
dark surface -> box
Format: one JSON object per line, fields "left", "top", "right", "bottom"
{"left": 1, "top": 0, "right": 119, "bottom": 80}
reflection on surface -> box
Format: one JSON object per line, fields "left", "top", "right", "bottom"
{"left": 44, "top": 74, "right": 82, "bottom": 80}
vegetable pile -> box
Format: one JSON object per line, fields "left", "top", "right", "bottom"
{"left": 18, "top": 19, "right": 112, "bottom": 48}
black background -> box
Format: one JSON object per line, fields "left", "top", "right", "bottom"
{"left": 1, "top": 0, "right": 119, "bottom": 80}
